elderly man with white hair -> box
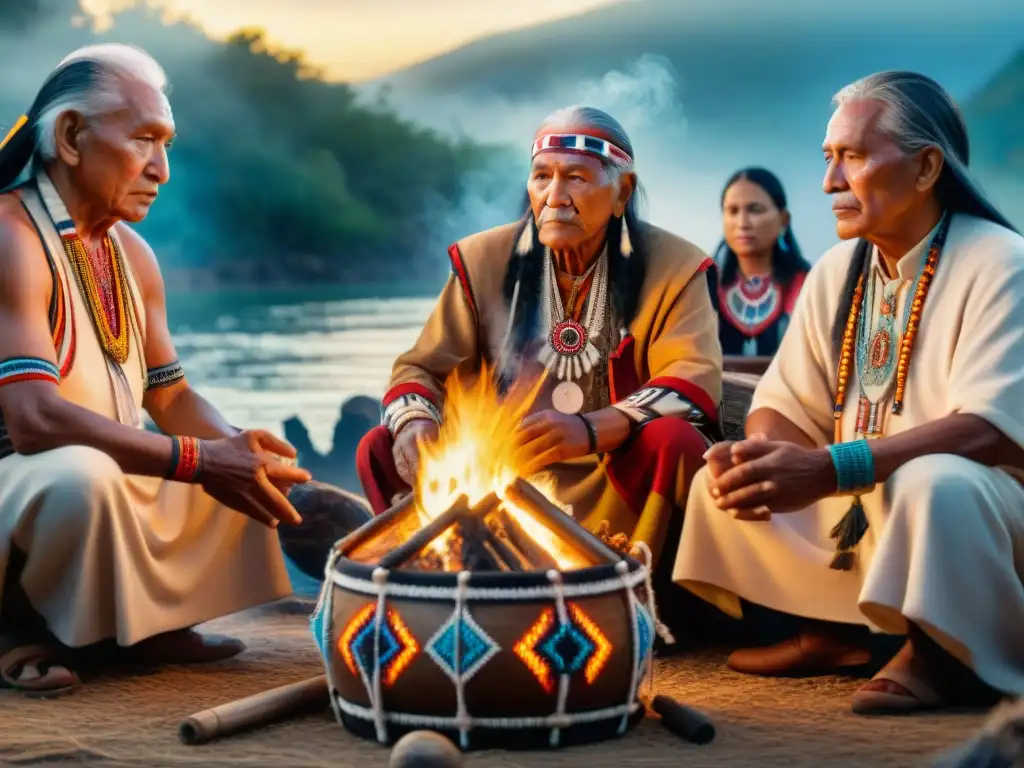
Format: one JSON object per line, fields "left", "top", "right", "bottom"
{"left": 356, "top": 105, "right": 723, "bottom": 629}
{"left": 674, "top": 71, "right": 1024, "bottom": 714}
{"left": 0, "top": 44, "right": 318, "bottom": 696}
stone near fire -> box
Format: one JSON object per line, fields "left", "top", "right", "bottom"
{"left": 389, "top": 731, "right": 464, "bottom": 768}
{"left": 280, "top": 481, "right": 373, "bottom": 578}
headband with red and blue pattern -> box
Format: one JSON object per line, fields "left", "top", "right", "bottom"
{"left": 531, "top": 133, "right": 633, "bottom": 168}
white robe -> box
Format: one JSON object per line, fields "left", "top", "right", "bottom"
{"left": 0, "top": 180, "right": 292, "bottom": 649}
{"left": 673, "top": 213, "right": 1024, "bottom": 694}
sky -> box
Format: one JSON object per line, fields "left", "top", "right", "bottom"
{"left": 81, "top": 0, "right": 624, "bottom": 81}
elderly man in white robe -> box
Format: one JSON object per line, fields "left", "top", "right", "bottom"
{"left": 673, "top": 71, "right": 1024, "bottom": 715}
{"left": 0, "top": 45, "right": 325, "bottom": 697}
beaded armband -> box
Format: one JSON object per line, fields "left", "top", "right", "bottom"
{"left": 382, "top": 393, "right": 442, "bottom": 437}
{"left": 146, "top": 360, "right": 185, "bottom": 391}
{"left": 167, "top": 435, "right": 202, "bottom": 482}
{"left": 0, "top": 357, "right": 60, "bottom": 388}
{"left": 828, "top": 439, "right": 876, "bottom": 496}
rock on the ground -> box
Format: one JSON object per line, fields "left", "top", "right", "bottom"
{"left": 389, "top": 731, "right": 464, "bottom": 768}
{"left": 281, "top": 481, "right": 373, "bottom": 579}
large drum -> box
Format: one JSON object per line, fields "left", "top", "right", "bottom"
{"left": 309, "top": 483, "right": 659, "bottom": 750}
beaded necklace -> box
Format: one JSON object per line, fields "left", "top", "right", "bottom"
{"left": 832, "top": 213, "right": 949, "bottom": 442}
{"left": 64, "top": 234, "right": 133, "bottom": 365}
{"left": 537, "top": 247, "right": 610, "bottom": 415}
{"left": 826, "top": 213, "right": 949, "bottom": 570}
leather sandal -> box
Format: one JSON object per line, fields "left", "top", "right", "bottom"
{"left": 727, "top": 632, "right": 873, "bottom": 677}
{"left": 0, "top": 635, "right": 81, "bottom": 699}
{"left": 851, "top": 665, "right": 943, "bottom": 715}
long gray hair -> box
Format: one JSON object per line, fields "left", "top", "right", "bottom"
{"left": 830, "top": 71, "right": 1017, "bottom": 356}
{"left": 833, "top": 71, "right": 1016, "bottom": 233}
{"left": 0, "top": 44, "right": 168, "bottom": 192}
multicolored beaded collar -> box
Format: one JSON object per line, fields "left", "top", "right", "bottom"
{"left": 36, "top": 172, "right": 138, "bottom": 366}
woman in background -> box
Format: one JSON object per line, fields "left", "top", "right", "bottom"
{"left": 709, "top": 167, "right": 811, "bottom": 358}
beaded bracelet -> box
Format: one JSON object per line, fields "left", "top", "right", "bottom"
{"left": 577, "top": 414, "right": 598, "bottom": 454}
{"left": 167, "top": 435, "right": 202, "bottom": 482}
{"left": 828, "top": 439, "right": 876, "bottom": 495}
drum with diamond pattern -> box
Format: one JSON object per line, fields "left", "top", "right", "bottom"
{"left": 311, "top": 556, "right": 655, "bottom": 750}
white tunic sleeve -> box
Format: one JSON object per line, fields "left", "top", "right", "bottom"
{"left": 749, "top": 244, "right": 854, "bottom": 448}
{"left": 947, "top": 235, "right": 1024, "bottom": 451}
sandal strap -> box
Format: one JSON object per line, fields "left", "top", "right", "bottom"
{"left": 871, "top": 665, "right": 942, "bottom": 705}
{"left": 0, "top": 644, "right": 60, "bottom": 672}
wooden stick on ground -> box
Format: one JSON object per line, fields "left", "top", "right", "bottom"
{"left": 179, "top": 675, "right": 330, "bottom": 745}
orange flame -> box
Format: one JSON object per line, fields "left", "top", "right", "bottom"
{"left": 413, "top": 366, "right": 584, "bottom": 570}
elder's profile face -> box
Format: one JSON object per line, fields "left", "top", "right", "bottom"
{"left": 74, "top": 81, "right": 175, "bottom": 223}
{"left": 822, "top": 99, "right": 922, "bottom": 241}
{"left": 527, "top": 151, "right": 625, "bottom": 251}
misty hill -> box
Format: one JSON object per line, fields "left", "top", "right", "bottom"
{"left": 964, "top": 49, "right": 1024, "bottom": 223}
{"left": 0, "top": 1, "right": 505, "bottom": 289}
{"left": 968, "top": 49, "right": 1024, "bottom": 172}
{"left": 376, "top": 0, "right": 1024, "bottom": 259}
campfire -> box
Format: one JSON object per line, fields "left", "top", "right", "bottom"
{"left": 343, "top": 370, "right": 623, "bottom": 573}
{"left": 317, "top": 369, "right": 659, "bottom": 751}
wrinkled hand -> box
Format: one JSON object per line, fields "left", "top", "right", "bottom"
{"left": 392, "top": 419, "right": 439, "bottom": 487}
{"left": 706, "top": 435, "right": 836, "bottom": 519}
{"left": 514, "top": 409, "right": 590, "bottom": 478}
{"left": 199, "top": 429, "right": 312, "bottom": 528}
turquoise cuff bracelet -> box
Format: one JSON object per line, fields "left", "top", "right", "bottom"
{"left": 828, "top": 439, "right": 876, "bottom": 495}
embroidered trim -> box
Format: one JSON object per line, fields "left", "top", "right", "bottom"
{"left": 0, "top": 357, "right": 60, "bottom": 388}
{"left": 329, "top": 566, "right": 646, "bottom": 602}
{"left": 383, "top": 392, "right": 442, "bottom": 436}
{"left": 332, "top": 690, "right": 639, "bottom": 734}
{"left": 382, "top": 382, "right": 438, "bottom": 408}
{"left": 448, "top": 243, "right": 479, "bottom": 327}
{"left": 146, "top": 360, "right": 185, "bottom": 390}
{"left": 19, "top": 190, "right": 77, "bottom": 379}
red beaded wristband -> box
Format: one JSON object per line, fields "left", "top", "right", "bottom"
{"left": 169, "top": 435, "right": 202, "bottom": 482}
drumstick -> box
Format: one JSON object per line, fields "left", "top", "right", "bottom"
{"left": 178, "top": 675, "right": 330, "bottom": 745}
{"left": 651, "top": 694, "right": 716, "bottom": 744}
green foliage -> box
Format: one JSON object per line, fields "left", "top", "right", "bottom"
{"left": 3, "top": 2, "right": 512, "bottom": 283}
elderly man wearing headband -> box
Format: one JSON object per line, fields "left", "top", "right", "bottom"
{"left": 357, "top": 106, "right": 723, "bottom": 619}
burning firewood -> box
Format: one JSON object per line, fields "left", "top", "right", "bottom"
{"left": 593, "top": 520, "right": 632, "bottom": 555}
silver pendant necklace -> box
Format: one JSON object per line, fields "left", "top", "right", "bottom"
{"left": 537, "top": 247, "right": 609, "bottom": 414}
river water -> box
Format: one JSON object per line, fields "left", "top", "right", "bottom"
{"left": 166, "top": 287, "right": 436, "bottom": 454}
